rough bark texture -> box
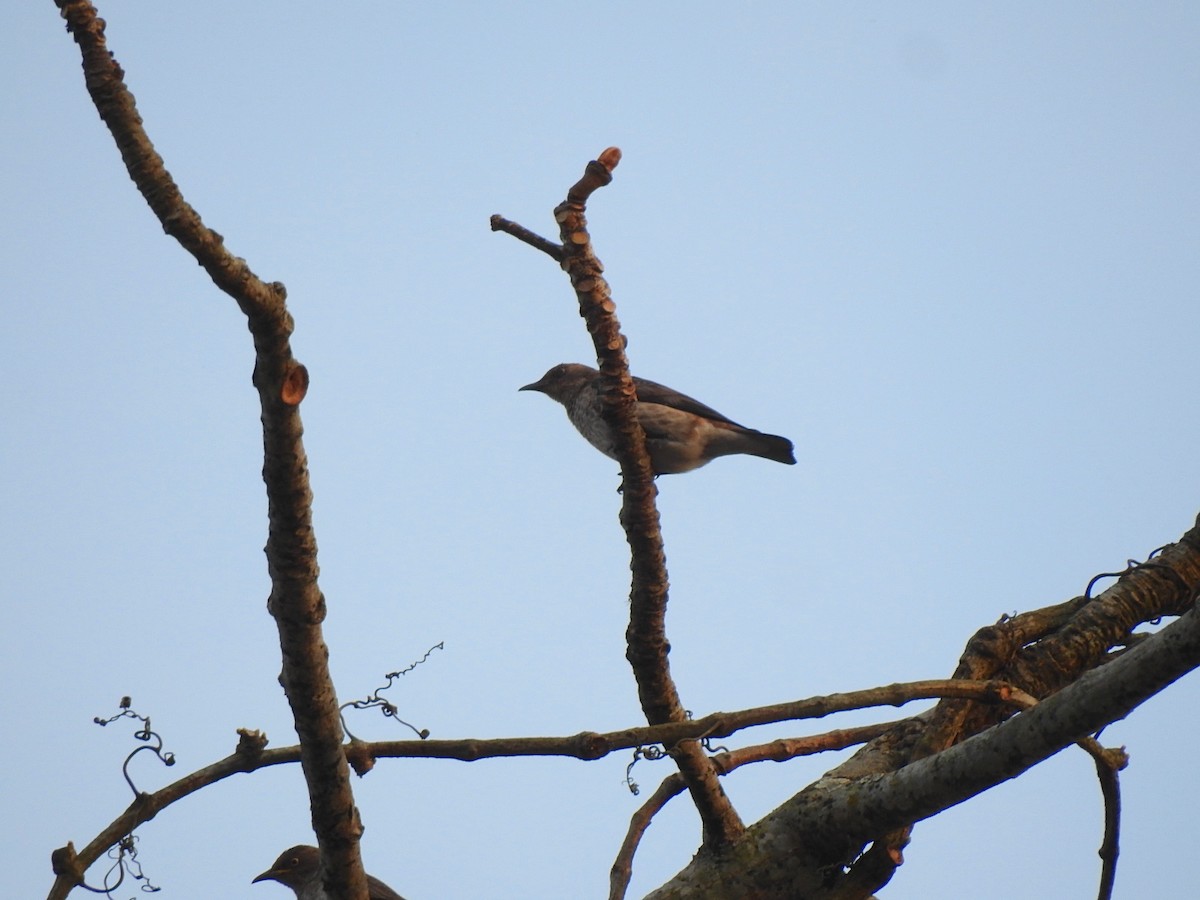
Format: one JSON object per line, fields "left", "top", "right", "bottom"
{"left": 551, "top": 150, "right": 745, "bottom": 849}
{"left": 643, "top": 520, "right": 1200, "bottom": 898}
{"left": 48, "top": 4, "right": 369, "bottom": 898}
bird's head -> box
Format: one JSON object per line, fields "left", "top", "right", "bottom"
{"left": 519, "top": 363, "right": 597, "bottom": 403}
{"left": 253, "top": 845, "right": 320, "bottom": 890}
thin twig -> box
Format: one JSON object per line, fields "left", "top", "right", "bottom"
{"left": 1089, "top": 743, "right": 1125, "bottom": 900}
{"left": 489, "top": 214, "right": 564, "bottom": 260}
{"left": 609, "top": 774, "right": 685, "bottom": 900}
{"left": 1004, "top": 693, "right": 1128, "bottom": 900}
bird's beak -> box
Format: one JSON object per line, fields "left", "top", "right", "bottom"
{"left": 519, "top": 378, "right": 546, "bottom": 393}
{"left": 251, "top": 868, "right": 276, "bottom": 884}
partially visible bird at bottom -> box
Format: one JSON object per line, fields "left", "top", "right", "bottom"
{"left": 520, "top": 362, "right": 796, "bottom": 475}
{"left": 253, "top": 845, "right": 407, "bottom": 900}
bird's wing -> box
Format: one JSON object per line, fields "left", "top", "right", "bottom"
{"left": 367, "top": 873, "right": 408, "bottom": 900}
{"left": 631, "top": 376, "right": 745, "bottom": 427}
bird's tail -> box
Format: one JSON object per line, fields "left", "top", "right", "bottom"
{"left": 744, "top": 430, "right": 797, "bottom": 465}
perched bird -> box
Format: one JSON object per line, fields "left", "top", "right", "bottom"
{"left": 520, "top": 362, "right": 796, "bottom": 475}
{"left": 253, "top": 845, "right": 407, "bottom": 900}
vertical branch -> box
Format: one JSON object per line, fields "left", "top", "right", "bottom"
{"left": 50, "top": 3, "right": 368, "bottom": 897}
{"left": 551, "top": 148, "right": 744, "bottom": 848}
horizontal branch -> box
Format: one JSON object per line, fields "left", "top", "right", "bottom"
{"left": 357, "top": 678, "right": 1023, "bottom": 765}
{"left": 50, "top": 679, "right": 1018, "bottom": 895}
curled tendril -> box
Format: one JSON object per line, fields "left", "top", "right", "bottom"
{"left": 623, "top": 744, "right": 669, "bottom": 795}
{"left": 339, "top": 642, "right": 444, "bottom": 741}
{"left": 680, "top": 709, "right": 729, "bottom": 755}
{"left": 1084, "top": 550, "right": 1196, "bottom": 608}
{"left": 76, "top": 833, "right": 161, "bottom": 896}
{"left": 93, "top": 699, "right": 176, "bottom": 797}
{"left": 701, "top": 737, "right": 730, "bottom": 754}
{"left": 1085, "top": 560, "right": 1140, "bottom": 600}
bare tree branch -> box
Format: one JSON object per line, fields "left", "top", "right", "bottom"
{"left": 489, "top": 214, "right": 564, "bottom": 260}
{"left": 497, "top": 148, "right": 744, "bottom": 848}
{"left": 50, "top": 3, "right": 368, "bottom": 897}
{"left": 648, "top": 587, "right": 1200, "bottom": 897}
{"left": 827, "top": 606, "right": 1194, "bottom": 851}
{"left": 920, "top": 530, "right": 1200, "bottom": 760}
{"left": 1002, "top": 690, "right": 1128, "bottom": 900}
{"left": 1090, "top": 743, "right": 1126, "bottom": 900}
{"left": 46, "top": 13, "right": 1200, "bottom": 890}
{"left": 53, "top": 676, "right": 1020, "bottom": 895}
{"left": 609, "top": 723, "right": 900, "bottom": 900}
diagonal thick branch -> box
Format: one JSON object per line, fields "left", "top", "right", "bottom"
{"left": 50, "top": 3, "right": 368, "bottom": 898}
{"left": 786, "top": 601, "right": 1200, "bottom": 859}
{"left": 647, "top": 520, "right": 1200, "bottom": 898}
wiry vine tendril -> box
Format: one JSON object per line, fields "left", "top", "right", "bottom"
{"left": 623, "top": 744, "right": 669, "bottom": 796}
{"left": 85, "top": 701, "right": 170, "bottom": 895}
{"left": 339, "top": 642, "right": 444, "bottom": 741}
{"left": 93, "top": 696, "right": 176, "bottom": 797}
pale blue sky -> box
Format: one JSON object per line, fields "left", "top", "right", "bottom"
{"left": 4, "top": 3, "right": 1199, "bottom": 898}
